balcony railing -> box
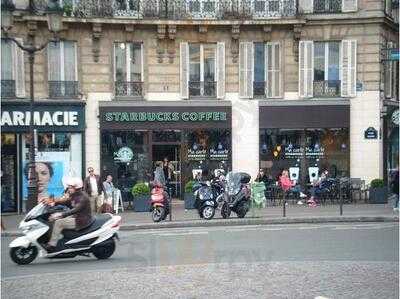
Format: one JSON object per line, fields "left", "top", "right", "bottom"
{"left": 66, "top": 0, "right": 297, "bottom": 19}
{"left": 1, "top": 80, "right": 16, "bottom": 98}
{"left": 313, "top": 80, "right": 341, "bottom": 97}
{"left": 115, "top": 81, "right": 143, "bottom": 97}
{"left": 48, "top": 81, "right": 79, "bottom": 98}
{"left": 189, "top": 81, "right": 216, "bottom": 97}
{"left": 313, "top": 0, "right": 341, "bottom": 13}
{"left": 253, "top": 81, "right": 266, "bottom": 97}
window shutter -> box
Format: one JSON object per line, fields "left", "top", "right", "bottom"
{"left": 216, "top": 42, "right": 225, "bottom": 99}
{"left": 14, "top": 38, "right": 25, "bottom": 97}
{"left": 299, "top": 41, "right": 313, "bottom": 98}
{"left": 239, "top": 42, "right": 246, "bottom": 98}
{"left": 299, "top": 0, "right": 313, "bottom": 13}
{"left": 342, "top": 0, "right": 357, "bottom": 12}
{"left": 180, "top": 42, "right": 189, "bottom": 99}
{"left": 266, "top": 42, "right": 282, "bottom": 98}
{"left": 64, "top": 41, "right": 76, "bottom": 81}
{"left": 48, "top": 42, "right": 61, "bottom": 81}
{"left": 385, "top": 41, "right": 393, "bottom": 98}
{"left": 341, "top": 40, "right": 357, "bottom": 97}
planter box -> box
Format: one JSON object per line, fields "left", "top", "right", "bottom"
{"left": 369, "top": 187, "right": 388, "bottom": 204}
{"left": 184, "top": 193, "right": 196, "bottom": 209}
{"left": 133, "top": 194, "right": 151, "bottom": 212}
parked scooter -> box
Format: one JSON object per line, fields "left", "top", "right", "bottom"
{"left": 221, "top": 172, "right": 251, "bottom": 219}
{"left": 150, "top": 183, "right": 170, "bottom": 222}
{"left": 9, "top": 203, "right": 121, "bottom": 265}
{"left": 193, "top": 176, "right": 224, "bottom": 220}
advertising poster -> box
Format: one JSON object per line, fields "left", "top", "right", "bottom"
{"left": 23, "top": 152, "right": 70, "bottom": 201}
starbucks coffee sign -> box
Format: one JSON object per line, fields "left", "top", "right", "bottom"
{"left": 114, "top": 147, "right": 134, "bottom": 163}
{"left": 104, "top": 111, "right": 227, "bottom": 122}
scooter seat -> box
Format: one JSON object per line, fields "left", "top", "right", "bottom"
{"left": 62, "top": 214, "right": 112, "bottom": 240}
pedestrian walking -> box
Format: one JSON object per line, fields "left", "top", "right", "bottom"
{"left": 83, "top": 167, "right": 105, "bottom": 213}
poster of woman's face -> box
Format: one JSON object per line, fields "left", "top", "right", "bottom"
{"left": 23, "top": 161, "right": 64, "bottom": 201}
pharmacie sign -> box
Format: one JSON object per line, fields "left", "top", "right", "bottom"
{"left": 1, "top": 105, "right": 85, "bottom": 132}
{"left": 104, "top": 111, "right": 227, "bottom": 122}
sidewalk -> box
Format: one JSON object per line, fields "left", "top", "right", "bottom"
{"left": 1, "top": 201, "right": 398, "bottom": 236}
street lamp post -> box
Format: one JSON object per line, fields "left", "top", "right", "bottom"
{"left": 1, "top": 1, "right": 63, "bottom": 211}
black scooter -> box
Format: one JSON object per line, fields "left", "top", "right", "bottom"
{"left": 193, "top": 178, "right": 224, "bottom": 220}
{"left": 221, "top": 172, "right": 251, "bottom": 219}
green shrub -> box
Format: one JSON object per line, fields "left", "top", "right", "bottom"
{"left": 131, "top": 182, "right": 150, "bottom": 197}
{"left": 184, "top": 180, "right": 195, "bottom": 193}
{"left": 370, "top": 179, "right": 385, "bottom": 188}
{"left": 63, "top": 3, "right": 73, "bottom": 16}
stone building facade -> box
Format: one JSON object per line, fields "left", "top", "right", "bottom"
{"left": 1, "top": 0, "right": 398, "bottom": 211}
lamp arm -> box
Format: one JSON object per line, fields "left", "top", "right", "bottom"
{"left": 5, "top": 36, "right": 52, "bottom": 53}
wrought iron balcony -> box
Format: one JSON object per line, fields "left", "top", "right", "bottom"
{"left": 313, "top": 0, "right": 341, "bottom": 13}
{"left": 115, "top": 81, "right": 143, "bottom": 97}
{"left": 67, "top": 0, "right": 297, "bottom": 19}
{"left": 1, "top": 80, "right": 16, "bottom": 98}
{"left": 253, "top": 81, "right": 266, "bottom": 97}
{"left": 189, "top": 81, "right": 216, "bottom": 97}
{"left": 48, "top": 81, "right": 79, "bottom": 98}
{"left": 313, "top": 80, "right": 341, "bottom": 97}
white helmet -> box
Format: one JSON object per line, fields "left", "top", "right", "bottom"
{"left": 64, "top": 177, "right": 83, "bottom": 189}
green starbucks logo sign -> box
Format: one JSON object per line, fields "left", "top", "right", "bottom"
{"left": 114, "top": 147, "right": 134, "bottom": 163}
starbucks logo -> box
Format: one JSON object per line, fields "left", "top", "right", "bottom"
{"left": 114, "top": 147, "right": 134, "bottom": 163}
{"left": 391, "top": 109, "right": 399, "bottom": 126}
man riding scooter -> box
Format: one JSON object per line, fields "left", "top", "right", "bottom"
{"left": 45, "top": 177, "right": 92, "bottom": 253}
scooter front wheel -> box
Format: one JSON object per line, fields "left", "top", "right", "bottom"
{"left": 10, "top": 245, "right": 38, "bottom": 265}
{"left": 152, "top": 206, "right": 166, "bottom": 222}
{"left": 221, "top": 202, "right": 231, "bottom": 219}
{"left": 202, "top": 206, "right": 215, "bottom": 220}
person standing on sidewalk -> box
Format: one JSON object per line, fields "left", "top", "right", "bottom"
{"left": 83, "top": 167, "right": 105, "bottom": 213}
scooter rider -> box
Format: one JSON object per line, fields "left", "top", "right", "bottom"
{"left": 45, "top": 177, "right": 92, "bottom": 253}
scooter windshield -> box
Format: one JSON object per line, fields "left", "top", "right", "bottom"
{"left": 226, "top": 172, "right": 242, "bottom": 195}
{"left": 24, "top": 203, "right": 47, "bottom": 220}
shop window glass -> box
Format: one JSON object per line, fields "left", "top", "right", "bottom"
{"left": 101, "top": 131, "right": 150, "bottom": 198}
{"left": 259, "top": 128, "right": 349, "bottom": 185}
{"left": 152, "top": 130, "right": 182, "bottom": 143}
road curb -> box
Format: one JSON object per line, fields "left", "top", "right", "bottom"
{"left": 2, "top": 215, "right": 398, "bottom": 237}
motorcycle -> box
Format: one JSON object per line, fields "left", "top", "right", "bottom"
{"left": 150, "top": 184, "right": 170, "bottom": 222}
{"left": 193, "top": 177, "right": 224, "bottom": 220}
{"left": 221, "top": 172, "right": 251, "bottom": 219}
{"left": 9, "top": 203, "right": 121, "bottom": 265}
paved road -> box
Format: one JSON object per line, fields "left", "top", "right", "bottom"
{"left": 2, "top": 223, "right": 399, "bottom": 298}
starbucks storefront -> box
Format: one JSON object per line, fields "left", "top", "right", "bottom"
{"left": 99, "top": 101, "right": 232, "bottom": 200}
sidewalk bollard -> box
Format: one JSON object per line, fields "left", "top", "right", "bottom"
{"left": 283, "top": 194, "right": 286, "bottom": 217}
{"left": 169, "top": 187, "right": 172, "bottom": 221}
{"left": 339, "top": 181, "right": 343, "bottom": 216}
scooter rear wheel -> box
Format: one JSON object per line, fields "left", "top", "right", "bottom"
{"left": 10, "top": 245, "right": 38, "bottom": 265}
{"left": 92, "top": 239, "right": 116, "bottom": 259}
{"left": 152, "top": 206, "right": 166, "bottom": 222}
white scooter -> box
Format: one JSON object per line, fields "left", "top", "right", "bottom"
{"left": 9, "top": 203, "right": 121, "bottom": 265}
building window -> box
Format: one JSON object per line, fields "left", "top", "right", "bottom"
{"left": 314, "top": 0, "right": 341, "bottom": 13}
{"left": 187, "top": 0, "right": 217, "bottom": 18}
{"left": 1, "top": 38, "right": 25, "bottom": 98}
{"left": 47, "top": 41, "right": 79, "bottom": 98}
{"left": 313, "top": 41, "right": 340, "bottom": 97}
{"left": 252, "top": 42, "right": 282, "bottom": 98}
{"left": 114, "top": 0, "right": 141, "bottom": 17}
{"left": 189, "top": 43, "right": 216, "bottom": 97}
{"left": 114, "top": 42, "right": 143, "bottom": 97}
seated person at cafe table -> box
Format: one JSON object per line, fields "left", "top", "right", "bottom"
{"left": 279, "top": 169, "right": 307, "bottom": 198}
{"left": 308, "top": 170, "right": 330, "bottom": 203}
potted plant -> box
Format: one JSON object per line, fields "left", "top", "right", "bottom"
{"left": 131, "top": 181, "right": 150, "bottom": 212}
{"left": 368, "top": 179, "right": 388, "bottom": 204}
{"left": 63, "top": 3, "right": 74, "bottom": 16}
{"left": 184, "top": 180, "right": 196, "bottom": 209}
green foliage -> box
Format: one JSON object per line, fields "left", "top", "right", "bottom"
{"left": 131, "top": 182, "right": 150, "bottom": 197}
{"left": 184, "top": 180, "right": 195, "bottom": 193}
{"left": 370, "top": 179, "right": 385, "bottom": 188}
{"left": 63, "top": 3, "right": 74, "bottom": 16}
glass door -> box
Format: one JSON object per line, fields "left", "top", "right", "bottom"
{"left": 1, "top": 133, "right": 18, "bottom": 212}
